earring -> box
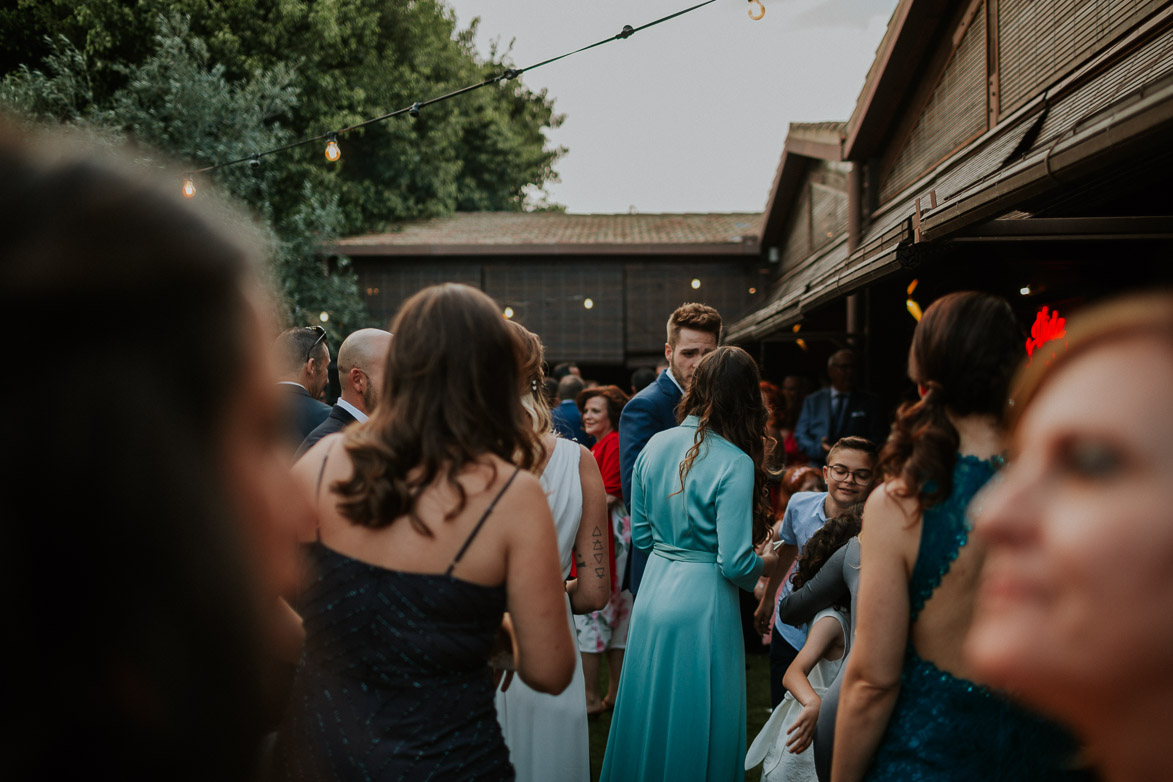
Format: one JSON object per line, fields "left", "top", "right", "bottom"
{"left": 531, "top": 378, "right": 539, "bottom": 392}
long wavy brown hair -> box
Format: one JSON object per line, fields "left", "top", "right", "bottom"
{"left": 334, "top": 284, "right": 538, "bottom": 533}
{"left": 675, "top": 346, "right": 773, "bottom": 544}
{"left": 878, "top": 291, "right": 1022, "bottom": 509}
{"left": 791, "top": 507, "right": 863, "bottom": 608}
{"left": 505, "top": 320, "right": 551, "bottom": 469}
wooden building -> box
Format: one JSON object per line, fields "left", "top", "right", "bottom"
{"left": 728, "top": 0, "right": 1173, "bottom": 400}
{"left": 328, "top": 212, "right": 762, "bottom": 375}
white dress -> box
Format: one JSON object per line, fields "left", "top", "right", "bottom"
{"left": 494, "top": 438, "right": 590, "bottom": 782}
{"left": 746, "top": 608, "right": 849, "bottom": 782}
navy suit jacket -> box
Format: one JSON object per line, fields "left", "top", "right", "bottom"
{"left": 551, "top": 400, "right": 593, "bottom": 447}
{"left": 295, "top": 403, "right": 357, "bottom": 459}
{"left": 618, "top": 370, "right": 682, "bottom": 595}
{"left": 794, "top": 387, "right": 888, "bottom": 464}
{"left": 281, "top": 383, "right": 331, "bottom": 453}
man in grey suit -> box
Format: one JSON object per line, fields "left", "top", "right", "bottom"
{"left": 296, "top": 328, "right": 392, "bottom": 458}
{"left": 794, "top": 349, "right": 889, "bottom": 465}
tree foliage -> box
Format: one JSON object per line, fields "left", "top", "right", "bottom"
{"left": 0, "top": 1, "right": 565, "bottom": 334}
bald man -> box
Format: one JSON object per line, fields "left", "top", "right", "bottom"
{"left": 794, "top": 348, "right": 888, "bottom": 465}
{"left": 295, "top": 328, "right": 392, "bottom": 458}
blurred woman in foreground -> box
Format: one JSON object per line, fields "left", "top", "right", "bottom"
{"left": 278, "top": 284, "right": 576, "bottom": 780}
{"left": 968, "top": 292, "right": 1173, "bottom": 782}
{"left": 1, "top": 125, "right": 306, "bottom": 780}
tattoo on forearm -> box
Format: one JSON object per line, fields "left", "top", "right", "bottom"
{"left": 595, "top": 568, "right": 606, "bottom": 578}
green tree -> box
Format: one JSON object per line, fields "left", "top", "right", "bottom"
{"left": 1, "top": 15, "right": 367, "bottom": 339}
{"left": 0, "top": 0, "right": 565, "bottom": 232}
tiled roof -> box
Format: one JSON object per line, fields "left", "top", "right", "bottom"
{"left": 329, "top": 211, "right": 762, "bottom": 256}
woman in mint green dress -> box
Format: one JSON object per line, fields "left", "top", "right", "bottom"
{"left": 601, "top": 347, "right": 780, "bottom": 782}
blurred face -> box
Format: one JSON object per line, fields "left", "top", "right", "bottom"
{"left": 797, "top": 472, "right": 822, "bottom": 493}
{"left": 219, "top": 302, "right": 314, "bottom": 600}
{"left": 781, "top": 376, "right": 803, "bottom": 409}
{"left": 823, "top": 447, "right": 876, "bottom": 509}
{"left": 827, "top": 351, "right": 858, "bottom": 393}
{"left": 967, "top": 338, "right": 1173, "bottom": 721}
{"left": 666, "top": 327, "right": 718, "bottom": 391}
{"left": 582, "top": 395, "right": 612, "bottom": 439}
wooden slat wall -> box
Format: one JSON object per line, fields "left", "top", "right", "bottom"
{"left": 999, "top": 0, "right": 1166, "bottom": 115}
{"left": 625, "top": 262, "right": 752, "bottom": 355}
{"left": 780, "top": 184, "right": 813, "bottom": 270}
{"left": 357, "top": 262, "right": 482, "bottom": 328}
{"left": 810, "top": 180, "right": 849, "bottom": 253}
{"left": 486, "top": 263, "right": 625, "bottom": 363}
{"left": 880, "top": 5, "right": 989, "bottom": 203}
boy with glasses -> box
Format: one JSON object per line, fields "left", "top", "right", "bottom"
{"left": 755, "top": 436, "right": 879, "bottom": 707}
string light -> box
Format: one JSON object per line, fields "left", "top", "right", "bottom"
{"left": 178, "top": 0, "right": 721, "bottom": 193}
{"left": 324, "top": 133, "right": 340, "bottom": 162}
{"left": 748, "top": 287, "right": 757, "bottom": 294}
{"left": 906, "top": 279, "right": 923, "bottom": 322}
{"left": 583, "top": 298, "right": 595, "bottom": 310}
{"left": 1019, "top": 285, "right": 1032, "bottom": 296}
{"left": 690, "top": 278, "right": 701, "bottom": 289}
{"left": 793, "top": 323, "right": 808, "bottom": 352}
{"left": 319, "top": 311, "right": 330, "bottom": 323}
{"left": 504, "top": 306, "right": 515, "bottom": 319}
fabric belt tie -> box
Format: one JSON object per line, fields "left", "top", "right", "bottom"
{"left": 652, "top": 542, "right": 717, "bottom": 563}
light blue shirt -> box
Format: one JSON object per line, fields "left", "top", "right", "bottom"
{"left": 773, "top": 490, "right": 830, "bottom": 648}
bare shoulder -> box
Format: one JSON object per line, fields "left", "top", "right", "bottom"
{"left": 861, "top": 480, "right": 922, "bottom": 570}
{"left": 291, "top": 433, "right": 350, "bottom": 485}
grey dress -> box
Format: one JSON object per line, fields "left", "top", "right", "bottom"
{"left": 775, "top": 537, "right": 860, "bottom": 782}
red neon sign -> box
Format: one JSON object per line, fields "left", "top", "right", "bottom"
{"left": 1026, "top": 306, "right": 1066, "bottom": 360}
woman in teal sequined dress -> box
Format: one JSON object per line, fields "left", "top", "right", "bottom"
{"left": 832, "top": 292, "right": 1082, "bottom": 782}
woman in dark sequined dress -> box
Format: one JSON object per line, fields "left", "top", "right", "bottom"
{"left": 275, "top": 283, "right": 576, "bottom": 781}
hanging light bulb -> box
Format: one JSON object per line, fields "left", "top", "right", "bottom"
{"left": 319, "top": 311, "right": 329, "bottom": 323}
{"left": 503, "top": 306, "right": 514, "bottom": 319}
{"left": 906, "top": 278, "right": 923, "bottom": 322}
{"left": 324, "top": 133, "right": 341, "bottom": 162}
{"left": 583, "top": 298, "right": 594, "bottom": 310}
{"left": 182, "top": 177, "right": 196, "bottom": 198}
{"left": 690, "top": 278, "right": 702, "bottom": 290}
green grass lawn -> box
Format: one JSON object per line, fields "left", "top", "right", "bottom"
{"left": 586, "top": 651, "right": 773, "bottom": 782}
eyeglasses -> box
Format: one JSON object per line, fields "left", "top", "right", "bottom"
{"left": 827, "top": 464, "right": 873, "bottom": 484}
{"left": 304, "top": 325, "right": 327, "bottom": 363}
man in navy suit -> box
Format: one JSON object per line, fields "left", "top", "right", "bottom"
{"left": 794, "top": 349, "right": 889, "bottom": 465}
{"left": 274, "top": 325, "right": 332, "bottom": 453}
{"left": 296, "top": 328, "right": 392, "bottom": 458}
{"left": 619, "top": 302, "right": 722, "bottom": 597}
{"left": 551, "top": 374, "right": 593, "bottom": 446}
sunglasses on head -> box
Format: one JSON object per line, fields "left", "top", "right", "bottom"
{"left": 304, "top": 325, "right": 327, "bottom": 363}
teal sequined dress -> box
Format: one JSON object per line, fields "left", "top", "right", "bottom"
{"left": 863, "top": 455, "right": 1079, "bottom": 782}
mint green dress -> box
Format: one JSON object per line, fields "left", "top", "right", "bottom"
{"left": 600, "top": 416, "right": 764, "bottom": 782}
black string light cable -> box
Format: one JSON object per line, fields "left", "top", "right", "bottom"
{"left": 181, "top": 0, "right": 726, "bottom": 196}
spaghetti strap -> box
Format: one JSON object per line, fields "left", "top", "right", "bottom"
{"left": 314, "top": 440, "right": 337, "bottom": 543}
{"left": 445, "top": 467, "right": 521, "bottom": 577}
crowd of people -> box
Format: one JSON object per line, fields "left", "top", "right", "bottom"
{"left": 9, "top": 127, "right": 1173, "bottom": 782}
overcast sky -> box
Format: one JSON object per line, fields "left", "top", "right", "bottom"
{"left": 444, "top": 0, "right": 897, "bottom": 215}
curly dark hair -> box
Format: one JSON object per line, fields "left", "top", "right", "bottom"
{"left": 675, "top": 346, "right": 773, "bottom": 544}
{"left": 334, "top": 284, "right": 538, "bottom": 533}
{"left": 878, "top": 291, "right": 1023, "bottom": 509}
{"left": 576, "top": 385, "right": 629, "bottom": 430}
{"left": 791, "top": 507, "right": 863, "bottom": 607}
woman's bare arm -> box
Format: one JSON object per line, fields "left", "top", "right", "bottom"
{"left": 831, "top": 483, "right": 919, "bottom": 782}
{"left": 566, "top": 444, "right": 610, "bottom": 614}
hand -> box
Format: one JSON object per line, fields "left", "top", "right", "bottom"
{"left": 785, "top": 700, "right": 820, "bottom": 754}
{"left": 753, "top": 595, "right": 774, "bottom": 636}
{"left": 489, "top": 614, "right": 518, "bottom": 692}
